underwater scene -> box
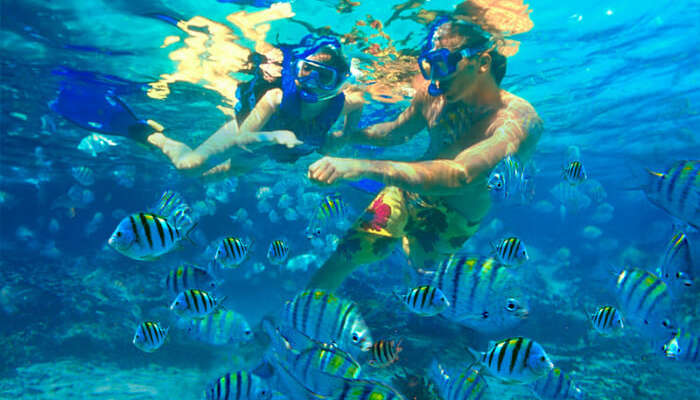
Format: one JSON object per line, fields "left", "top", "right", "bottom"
{"left": 1, "top": 0, "right": 699, "bottom": 399}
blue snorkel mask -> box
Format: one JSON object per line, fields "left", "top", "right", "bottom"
{"left": 418, "top": 17, "right": 490, "bottom": 96}
{"left": 280, "top": 35, "right": 349, "bottom": 103}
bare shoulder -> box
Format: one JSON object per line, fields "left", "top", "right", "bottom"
{"left": 491, "top": 91, "right": 543, "bottom": 135}
{"left": 499, "top": 91, "right": 539, "bottom": 120}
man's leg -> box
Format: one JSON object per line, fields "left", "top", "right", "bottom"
{"left": 307, "top": 186, "right": 410, "bottom": 291}
{"left": 307, "top": 231, "right": 399, "bottom": 291}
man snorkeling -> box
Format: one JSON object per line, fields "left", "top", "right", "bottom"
{"left": 144, "top": 35, "right": 363, "bottom": 176}
{"left": 306, "top": 16, "right": 543, "bottom": 290}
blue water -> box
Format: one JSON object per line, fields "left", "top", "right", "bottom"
{"left": 1, "top": 0, "right": 699, "bottom": 399}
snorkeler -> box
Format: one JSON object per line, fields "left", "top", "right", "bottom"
{"left": 145, "top": 35, "right": 364, "bottom": 177}
{"left": 306, "top": 16, "right": 544, "bottom": 290}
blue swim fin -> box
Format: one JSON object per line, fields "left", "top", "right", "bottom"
{"left": 50, "top": 84, "right": 153, "bottom": 143}
{"left": 50, "top": 67, "right": 155, "bottom": 143}
{"left": 346, "top": 178, "right": 385, "bottom": 195}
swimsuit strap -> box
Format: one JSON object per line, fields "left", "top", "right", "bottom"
{"left": 277, "top": 90, "right": 345, "bottom": 148}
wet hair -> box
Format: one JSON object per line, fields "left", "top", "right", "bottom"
{"left": 445, "top": 19, "right": 507, "bottom": 85}
{"left": 310, "top": 44, "right": 350, "bottom": 78}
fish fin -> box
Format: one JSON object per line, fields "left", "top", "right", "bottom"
{"left": 466, "top": 347, "right": 484, "bottom": 364}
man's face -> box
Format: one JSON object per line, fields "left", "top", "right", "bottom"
{"left": 431, "top": 25, "right": 483, "bottom": 102}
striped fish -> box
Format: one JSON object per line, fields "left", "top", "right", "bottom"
{"left": 475, "top": 337, "right": 554, "bottom": 384}
{"left": 170, "top": 289, "right": 219, "bottom": 318}
{"left": 182, "top": 309, "right": 252, "bottom": 345}
{"left": 203, "top": 371, "right": 272, "bottom": 400}
{"left": 267, "top": 239, "right": 289, "bottom": 265}
{"left": 643, "top": 160, "right": 700, "bottom": 228}
{"left": 590, "top": 305, "right": 624, "bottom": 335}
{"left": 305, "top": 193, "right": 349, "bottom": 239}
{"left": 396, "top": 285, "right": 450, "bottom": 316}
{"left": 487, "top": 155, "right": 535, "bottom": 205}
{"left": 367, "top": 339, "right": 402, "bottom": 368}
{"left": 263, "top": 322, "right": 361, "bottom": 398}
{"left": 153, "top": 190, "right": 188, "bottom": 217}
{"left": 429, "top": 359, "right": 488, "bottom": 400}
{"left": 164, "top": 263, "right": 218, "bottom": 295}
{"left": 331, "top": 379, "right": 405, "bottom": 400}
{"left": 615, "top": 268, "right": 677, "bottom": 342}
{"left": 492, "top": 237, "right": 529, "bottom": 266}
{"left": 529, "top": 367, "right": 584, "bottom": 400}
{"left": 71, "top": 166, "right": 95, "bottom": 186}
{"left": 216, "top": 237, "right": 250, "bottom": 268}
{"left": 108, "top": 213, "right": 188, "bottom": 261}
{"left": 663, "top": 329, "right": 700, "bottom": 363}
{"left": 283, "top": 289, "right": 372, "bottom": 355}
{"left": 562, "top": 161, "right": 586, "bottom": 185}
{"left": 132, "top": 321, "right": 168, "bottom": 353}
{"left": 430, "top": 255, "right": 529, "bottom": 333}
{"left": 659, "top": 230, "right": 695, "bottom": 291}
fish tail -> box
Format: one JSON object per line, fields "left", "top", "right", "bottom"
{"left": 183, "top": 222, "right": 198, "bottom": 245}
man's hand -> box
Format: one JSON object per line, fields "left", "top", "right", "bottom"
{"left": 308, "top": 156, "right": 365, "bottom": 185}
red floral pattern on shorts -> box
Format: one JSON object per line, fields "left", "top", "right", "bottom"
{"left": 360, "top": 194, "right": 391, "bottom": 231}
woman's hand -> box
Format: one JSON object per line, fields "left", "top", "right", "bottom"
{"left": 258, "top": 130, "right": 303, "bottom": 148}
{"left": 308, "top": 156, "right": 365, "bottom": 185}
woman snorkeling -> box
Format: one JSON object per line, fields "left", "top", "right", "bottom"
{"left": 146, "top": 34, "right": 364, "bottom": 177}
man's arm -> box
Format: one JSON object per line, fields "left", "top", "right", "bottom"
{"left": 365, "top": 108, "right": 543, "bottom": 195}
{"left": 310, "top": 105, "right": 542, "bottom": 194}
{"left": 335, "top": 97, "right": 427, "bottom": 148}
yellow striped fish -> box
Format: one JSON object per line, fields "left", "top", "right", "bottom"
{"left": 643, "top": 160, "right": 700, "bottom": 228}
{"left": 663, "top": 329, "right": 700, "bottom": 363}
{"left": 283, "top": 289, "right": 372, "bottom": 355}
{"left": 590, "top": 305, "right": 624, "bottom": 335}
{"left": 615, "top": 268, "right": 677, "bottom": 342}
{"left": 108, "top": 212, "right": 188, "bottom": 261}
{"left": 263, "top": 321, "right": 361, "bottom": 398}
{"left": 430, "top": 255, "right": 528, "bottom": 333}
{"left": 132, "top": 321, "right": 168, "bottom": 352}
{"left": 170, "top": 289, "right": 219, "bottom": 318}
{"left": 215, "top": 237, "right": 250, "bottom": 268}
{"left": 332, "top": 379, "right": 405, "bottom": 400}
{"left": 429, "top": 359, "right": 488, "bottom": 400}
{"left": 473, "top": 337, "right": 554, "bottom": 384}
{"left": 164, "top": 263, "right": 218, "bottom": 295}
{"left": 203, "top": 371, "right": 272, "bottom": 400}
{"left": 492, "top": 237, "right": 529, "bottom": 266}
{"left": 182, "top": 309, "right": 252, "bottom": 345}
{"left": 305, "top": 193, "right": 349, "bottom": 239}
{"left": 659, "top": 230, "right": 696, "bottom": 291}
{"left": 367, "top": 339, "right": 402, "bottom": 368}
{"left": 529, "top": 367, "right": 585, "bottom": 400}
{"left": 267, "top": 239, "right": 289, "bottom": 265}
{"left": 396, "top": 285, "right": 450, "bottom": 316}
{"left": 563, "top": 161, "right": 587, "bottom": 185}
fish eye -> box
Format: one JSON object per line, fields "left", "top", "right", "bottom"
{"left": 662, "top": 319, "right": 672, "bottom": 328}
{"left": 352, "top": 333, "right": 359, "bottom": 342}
{"left": 505, "top": 298, "right": 518, "bottom": 311}
{"left": 540, "top": 356, "right": 546, "bottom": 361}
{"left": 245, "top": 330, "right": 252, "bottom": 336}
{"left": 117, "top": 232, "right": 122, "bottom": 237}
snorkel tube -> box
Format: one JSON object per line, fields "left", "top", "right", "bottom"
{"left": 420, "top": 16, "right": 451, "bottom": 97}
{"left": 279, "top": 34, "right": 347, "bottom": 103}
